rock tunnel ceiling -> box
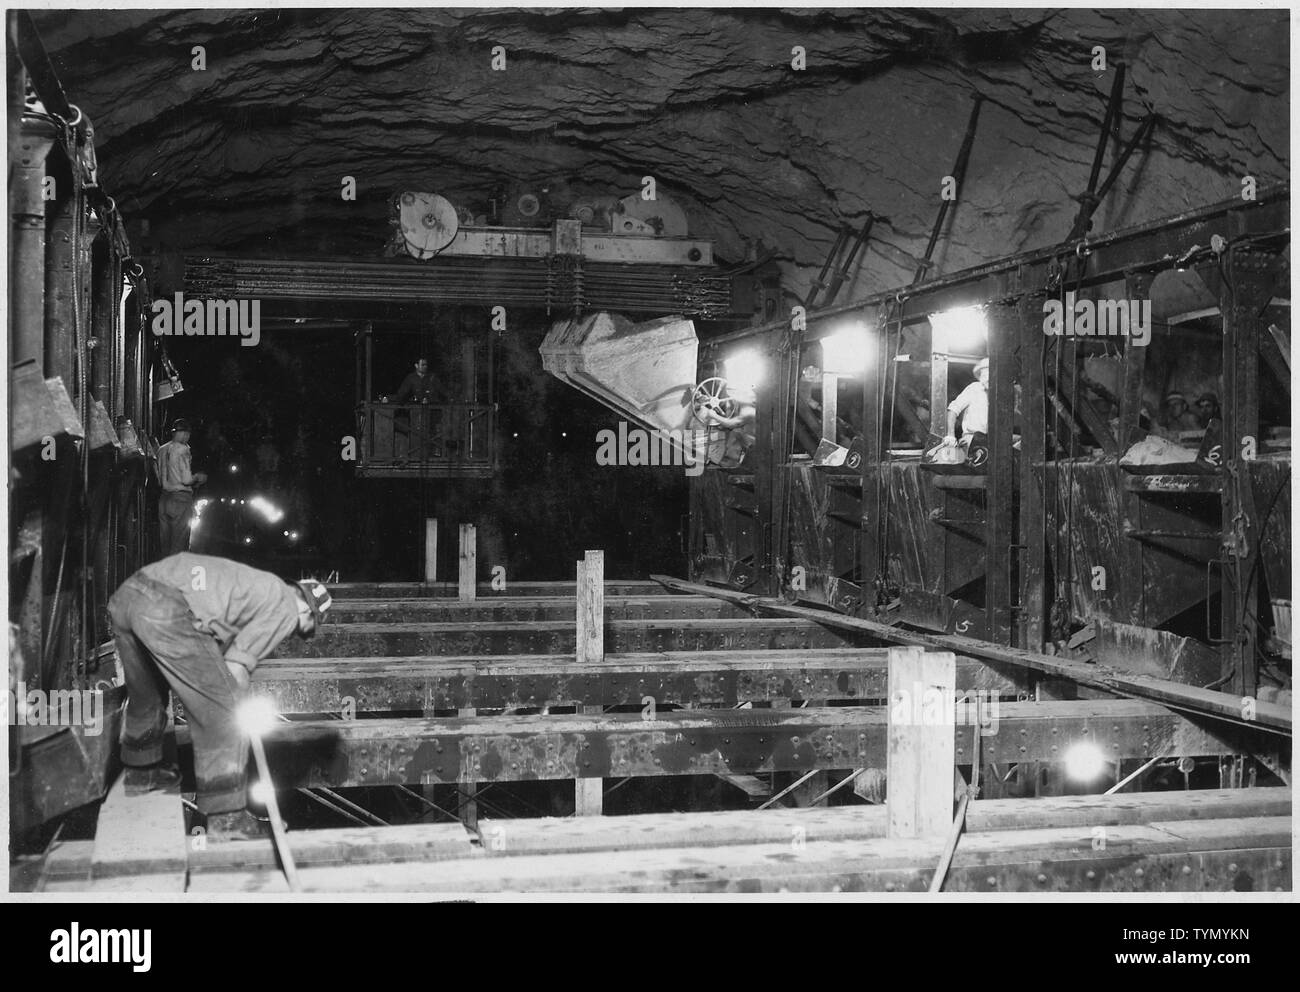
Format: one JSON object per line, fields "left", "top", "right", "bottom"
{"left": 31, "top": 7, "right": 1289, "bottom": 298}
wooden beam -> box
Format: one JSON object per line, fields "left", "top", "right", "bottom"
{"left": 887, "top": 648, "right": 956, "bottom": 838}
{"left": 575, "top": 778, "right": 603, "bottom": 816}
{"left": 184, "top": 812, "right": 1291, "bottom": 894}
{"left": 649, "top": 575, "right": 1292, "bottom": 731}
{"left": 577, "top": 550, "right": 604, "bottom": 664}
{"left": 89, "top": 772, "right": 186, "bottom": 892}
{"left": 458, "top": 524, "right": 476, "bottom": 602}
{"left": 36, "top": 789, "right": 1285, "bottom": 881}
{"left": 424, "top": 518, "right": 437, "bottom": 584}
{"left": 715, "top": 774, "right": 771, "bottom": 799}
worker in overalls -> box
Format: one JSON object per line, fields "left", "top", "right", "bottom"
{"left": 108, "top": 554, "right": 332, "bottom": 839}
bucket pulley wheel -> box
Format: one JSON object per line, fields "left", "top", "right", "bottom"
{"left": 398, "top": 192, "right": 459, "bottom": 260}
{"left": 690, "top": 377, "right": 738, "bottom": 424}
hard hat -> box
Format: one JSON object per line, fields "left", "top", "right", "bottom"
{"left": 293, "top": 579, "right": 333, "bottom": 635}
{"left": 973, "top": 358, "right": 990, "bottom": 376}
{"left": 172, "top": 418, "right": 192, "bottom": 433}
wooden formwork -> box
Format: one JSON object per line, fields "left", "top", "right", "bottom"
{"left": 37, "top": 581, "right": 1291, "bottom": 895}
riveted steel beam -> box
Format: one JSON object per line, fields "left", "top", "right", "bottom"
{"left": 260, "top": 700, "right": 1271, "bottom": 789}
{"left": 274, "top": 617, "right": 869, "bottom": 659}
{"left": 253, "top": 649, "right": 1027, "bottom": 714}
{"left": 327, "top": 580, "right": 678, "bottom": 600}
{"left": 328, "top": 595, "right": 742, "bottom": 624}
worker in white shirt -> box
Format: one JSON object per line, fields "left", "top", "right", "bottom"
{"left": 945, "top": 357, "right": 990, "bottom": 451}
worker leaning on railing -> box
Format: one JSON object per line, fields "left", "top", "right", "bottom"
{"left": 381, "top": 356, "right": 436, "bottom": 404}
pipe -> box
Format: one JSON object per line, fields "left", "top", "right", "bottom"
{"left": 756, "top": 768, "right": 822, "bottom": 810}
{"left": 913, "top": 95, "right": 984, "bottom": 286}
{"left": 1104, "top": 753, "right": 1165, "bottom": 795}
{"left": 248, "top": 733, "right": 303, "bottom": 891}
{"left": 10, "top": 114, "right": 58, "bottom": 367}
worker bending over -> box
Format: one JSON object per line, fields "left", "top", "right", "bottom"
{"left": 108, "top": 553, "right": 332, "bottom": 839}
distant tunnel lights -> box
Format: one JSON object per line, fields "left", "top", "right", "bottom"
{"left": 930, "top": 306, "right": 988, "bottom": 354}
{"left": 820, "top": 322, "right": 872, "bottom": 375}
{"left": 248, "top": 496, "right": 284, "bottom": 524}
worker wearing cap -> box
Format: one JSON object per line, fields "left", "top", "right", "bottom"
{"left": 155, "top": 418, "right": 207, "bottom": 556}
{"left": 108, "top": 553, "right": 332, "bottom": 839}
{"left": 1160, "top": 391, "right": 1200, "bottom": 433}
{"left": 945, "top": 358, "right": 990, "bottom": 449}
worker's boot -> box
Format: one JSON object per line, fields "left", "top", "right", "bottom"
{"left": 203, "top": 808, "right": 267, "bottom": 842}
{"left": 123, "top": 762, "right": 183, "bottom": 796}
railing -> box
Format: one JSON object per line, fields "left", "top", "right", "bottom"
{"left": 355, "top": 402, "right": 495, "bottom": 476}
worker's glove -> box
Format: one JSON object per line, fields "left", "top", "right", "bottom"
{"left": 943, "top": 435, "right": 958, "bottom": 446}
{"left": 224, "top": 660, "right": 251, "bottom": 694}
{"left": 193, "top": 472, "right": 208, "bottom": 485}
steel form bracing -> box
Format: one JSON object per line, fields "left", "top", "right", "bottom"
{"left": 689, "top": 187, "right": 1290, "bottom": 701}
{"left": 184, "top": 254, "right": 739, "bottom": 318}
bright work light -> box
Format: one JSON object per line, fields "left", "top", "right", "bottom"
{"left": 821, "top": 322, "right": 872, "bottom": 375}
{"left": 724, "top": 349, "right": 766, "bottom": 392}
{"left": 930, "top": 306, "right": 988, "bottom": 354}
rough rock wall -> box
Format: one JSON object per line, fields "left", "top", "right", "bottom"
{"left": 33, "top": 7, "right": 1289, "bottom": 299}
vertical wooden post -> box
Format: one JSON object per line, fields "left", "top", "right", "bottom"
{"left": 1199, "top": 255, "right": 1275, "bottom": 697}
{"left": 929, "top": 324, "right": 949, "bottom": 439}
{"left": 820, "top": 372, "right": 839, "bottom": 442}
{"left": 1018, "top": 297, "right": 1048, "bottom": 651}
{"left": 575, "top": 777, "right": 603, "bottom": 816}
{"left": 44, "top": 185, "right": 76, "bottom": 385}
{"left": 1116, "top": 272, "right": 1153, "bottom": 629}
{"left": 575, "top": 558, "right": 587, "bottom": 655}
{"left": 860, "top": 320, "right": 885, "bottom": 613}
{"left": 887, "top": 647, "right": 956, "bottom": 839}
{"left": 750, "top": 333, "right": 778, "bottom": 596}
{"left": 985, "top": 305, "right": 1016, "bottom": 645}
{"left": 424, "top": 518, "right": 438, "bottom": 584}
{"left": 576, "top": 550, "right": 604, "bottom": 663}
{"left": 458, "top": 523, "right": 476, "bottom": 602}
